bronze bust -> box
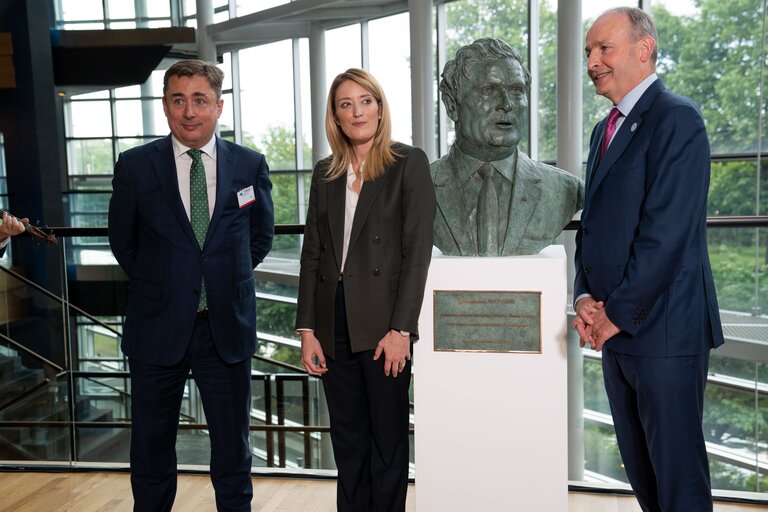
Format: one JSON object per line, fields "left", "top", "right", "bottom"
{"left": 432, "top": 38, "right": 584, "bottom": 257}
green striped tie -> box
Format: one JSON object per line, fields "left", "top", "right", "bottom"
{"left": 188, "top": 149, "right": 209, "bottom": 311}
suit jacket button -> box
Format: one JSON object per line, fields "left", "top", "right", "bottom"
{"left": 585, "top": 266, "right": 591, "bottom": 273}
{"left": 373, "top": 236, "right": 381, "bottom": 244}
{"left": 583, "top": 228, "right": 590, "bottom": 235}
{"left": 319, "top": 274, "right": 326, "bottom": 282}
{"left": 321, "top": 244, "right": 327, "bottom": 251}
{"left": 372, "top": 269, "right": 381, "bottom": 277}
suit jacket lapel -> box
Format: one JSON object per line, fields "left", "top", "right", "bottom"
{"left": 205, "top": 136, "right": 235, "bottom": 249}
{"left": 587, "top": 79, "right": 665, "bottom": 201}
{"left": 348, "top": 166, "right": 392, "bottom": 254}
{"left": 327, "top": 175, "right": 346, "bottom": 271}
{"left": 433, "top": 158, "right": 476, "bottom": 254}
{"left": 502, "top": 152, "right": 542, "bottom": 253}
{"left": 151, "top": 136, "right": 198, "bottom": 247}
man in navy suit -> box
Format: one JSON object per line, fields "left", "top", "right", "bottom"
{"left": 108, "top": 60, "right": 274, "bottom": 511}
{"left": 574, "top": 8, "right": 724, "bottom": 512}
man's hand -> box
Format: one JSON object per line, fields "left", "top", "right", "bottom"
{"left": 588, "top": 308, "right": 621, "bottom": 351}
{"left": 573, "top": 297, "right": 604, "bottom": 349}
{"left": 0, "top": 212, "right": 27, "bottom": 241}
{"left": 300, "top": 331, "right": 328, "bottom": 376}
{"left": 373, "top": 330, "right": 411, "bottom": 378}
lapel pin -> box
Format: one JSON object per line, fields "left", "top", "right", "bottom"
{"left": 631, "top": 123, "right": 638, "bottom": 132}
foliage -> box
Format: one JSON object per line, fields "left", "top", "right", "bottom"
{"left": 654, "top": 0, "right": 766, "bottom": 154}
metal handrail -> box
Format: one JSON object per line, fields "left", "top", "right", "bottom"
{"left": 23, "top": 216, "right": 768, "bottom": 239}
{"left": 0, "top": 218, "right": 766, "bottom": 473}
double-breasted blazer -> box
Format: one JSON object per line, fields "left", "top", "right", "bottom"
{"left": 295, "top": 143, "right": 436, "bottom": 358}
{"left": 108, "top": 135, "right": 274, "bottom": 365}
{"left": 575, "top": 79, "right": 724, "bottom": 356}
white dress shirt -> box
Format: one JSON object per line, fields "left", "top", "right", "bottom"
{"left": 171, "top": 135, "right": 217, "bottom": 220}
{"left": 341, "top": 163, "right": 362, "bottom": 272}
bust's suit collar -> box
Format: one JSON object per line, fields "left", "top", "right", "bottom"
{"left": 503, "top": 152, "right": 543, "bottom": 255}
{"left": 587, "top": 79, "right": 666, "bottom": 201}
{"left": 433, "top": 146, "right": 542, "bottom": 256}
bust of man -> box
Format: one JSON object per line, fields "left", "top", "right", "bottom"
{"left": 432, "top": 38, "right": 584, "bottom": 257}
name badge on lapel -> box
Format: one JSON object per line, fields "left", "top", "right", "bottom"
{"left": 237, "top": 185, "right": 256, "bottom": 208}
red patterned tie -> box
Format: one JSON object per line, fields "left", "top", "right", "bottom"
{"left": 599, "top": 107, "right": 621, "bottom": 159}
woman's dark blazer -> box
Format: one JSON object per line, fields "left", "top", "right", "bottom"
{"left": 296, "top": 143, "right": 436, "bottom": 358}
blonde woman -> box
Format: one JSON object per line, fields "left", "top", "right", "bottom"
{"left": 296, "top": 68, "right": 435, "bottom": 511}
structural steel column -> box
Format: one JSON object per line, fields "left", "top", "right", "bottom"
{"left": 557, "top": 0, "right": 585, "bottom": 482}
{"left": 195, "top": 0, "right": 216, "bottom": 62}
{"left": 408, "top": 0, "right": 435, "bottom": 160}
{"left": 309, "top": 23, "right": 329, "bottom": 164}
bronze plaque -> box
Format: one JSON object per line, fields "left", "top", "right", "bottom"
{"left": 433, "top": 290, "right": 541, "bottom": 353}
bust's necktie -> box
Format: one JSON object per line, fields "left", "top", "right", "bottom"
{"left": 188, "top": 149, "right": 209, "bottom": 310}
{"left": 477, "top": 163, "right": 500, "bottom": 257}
{"left": 599, "top": 107, "right": 622, "bottom": 159}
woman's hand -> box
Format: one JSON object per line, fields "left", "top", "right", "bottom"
{"left": 300, "top": 331, "right": 328, "bottom": 376}
{"left": 373, "top": 330, "right": 411, "bottom": 378}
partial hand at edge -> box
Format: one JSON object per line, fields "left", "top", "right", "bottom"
{"left": 373, "top": 330, "right": 411, "bottom": 378}
{"left": 0, "top": 211, "right": 28, "bottom": 241}
{"left": 300, "top": 332, "right": 328, "bottom": 376}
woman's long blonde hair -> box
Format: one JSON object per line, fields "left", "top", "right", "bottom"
{"left": 323, "top": 68, "right": 400, "bottom": 181}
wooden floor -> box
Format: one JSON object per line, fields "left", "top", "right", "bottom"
{"left": 0, "top": 471, "right": 764, "bottom": 511}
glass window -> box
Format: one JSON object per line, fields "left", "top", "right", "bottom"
{"left": 537, "top": 1, "right": 558, "bottom": 162}
{"left": 59, "top": 0, "right": 104, "bottom": 22}
{"left": 239, "top": 41, "right": 296, "bottom": 163}
{"left": 234, "top": 0, "right": 290, "bottom": 17}
{"left": 71, "top": 90, "right": 109, "bottom": 100}
{"left": 298, "top": 38, "right": 313, "bottom": 168}
{"left": 114, "top": 85, "right": 142, "bottom": 99}
{"left": 369, "top": 13, "right": 413, "bottom": 144}
{"left": 115, "top": 100, "right": 144, "bottom": 137}
{"left": 68, "top": 101, "right": 113, "bottom": 138}
{"left": 106, "top": 0, "right": 135, "bottom": 21}
{"left": 67, "top": 139, "right": 115, "bottom": 175}
{"left": 325, "top": 24, "right": 362, "bottom": 82}
{"left": 146, "top": 1, "right": 171, "bottom": 18}
{"left": 108, "top": 21, "right": 137, "bottom": 29}
{"left": 653, "top": 0, "right": 765, "bottom": 155}
{"left": 443, "top": 0, "right": 530, "bottom": 152}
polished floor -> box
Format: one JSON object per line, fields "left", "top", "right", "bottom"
{"left": 0, "top": 471, "right": 764, "bottom": 511}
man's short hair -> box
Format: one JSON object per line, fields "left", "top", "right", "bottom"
{"left": 603, "top": 7, "right": 659, "bottom": 63}
{"left": 163, "top": 59, "right": 224, "bottom": 99}
{"left": 439, "top": 38, "right": 531, "bottom": 103}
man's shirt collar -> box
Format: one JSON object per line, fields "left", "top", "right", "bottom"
{"left": 171, "top": 135, "right": 217, "bottom": 159}
{"left": 616, "top": 73, "right": 658, "bottom": 117}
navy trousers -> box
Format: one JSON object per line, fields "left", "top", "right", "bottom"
{"left": 128, "top": 315, "right": 253, "bottom": 512}
{"left": 602, "top": 349, "right": 712, "bottom": 512}
{"left": 321, "top": 283, "right": 412, "bottom": 512}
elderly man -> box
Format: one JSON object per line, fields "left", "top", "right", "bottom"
{"left": 432, "top": 38, "right": 583, "bottom": 257}
{"left": 574, "top": 8, "right": 724, "bottom": 511}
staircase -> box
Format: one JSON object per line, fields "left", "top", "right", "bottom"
{"left": 0, "top": 350, "right": 128, "bottom": 462}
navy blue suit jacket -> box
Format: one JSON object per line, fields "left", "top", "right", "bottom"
{"left": 108, "top": 135, "right": 274, "bottom": 365}
{"left": 575, "top": 79, "right": 724, "bottom": 356}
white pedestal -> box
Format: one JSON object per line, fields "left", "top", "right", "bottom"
{"left": 414, "top": 245, "right": 569, "bottom": 511}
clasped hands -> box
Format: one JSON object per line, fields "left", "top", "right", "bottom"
{"left": 573, "top": 297, "right": 620, "bottom": 352}
{"left": 300, "top": 329, "right": 410, "bottom": 378}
